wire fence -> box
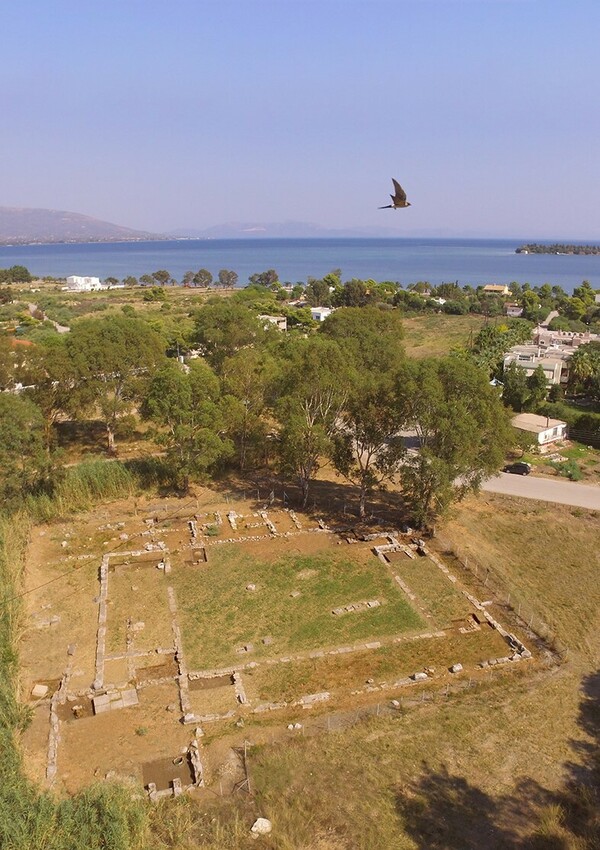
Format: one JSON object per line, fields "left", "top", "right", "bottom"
{"left": 433, "top": 532, "right": 567, "bottom": 659}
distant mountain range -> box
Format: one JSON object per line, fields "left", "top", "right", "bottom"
{"left": 0, "top": 206, "right": 514, "bottom": 245}
{"left": 166, "top": 221, "right": 446, "bottom": 239}
{"left": 0, "top": 207, "right": 162, "bottom": 245}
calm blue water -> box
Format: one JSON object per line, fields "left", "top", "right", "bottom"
{"left": 0, "top": 238, "right": 598, "bottom": 293}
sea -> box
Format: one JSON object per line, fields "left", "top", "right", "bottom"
{"left": 0, "top": 238, "right": 598, "bottom": 294}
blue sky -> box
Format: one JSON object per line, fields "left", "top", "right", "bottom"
{"left": 1, "top": 0, "right": 599, "bottom": 237}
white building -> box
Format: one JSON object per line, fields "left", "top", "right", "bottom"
{"left": 503, "top": 345, "right": 570, "bottom": 386}
{"left": 505, "top": 302, "right": 524, "bottom": 318}
{"left": 310, "top": 307, "right": 333, "bottom": 322}
{"left": 66, "top": 275, "right": 103, "bottom": 291}
{"left": 511, "top": 413, "right": 567, "bottom": 447}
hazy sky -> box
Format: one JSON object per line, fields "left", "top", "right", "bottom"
{"left": 1, "top": 0, "right": 599, "bottom": 237}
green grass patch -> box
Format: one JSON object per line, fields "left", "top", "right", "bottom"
{"left": 173, "top": 549, "right": 424, "bottom": 669}
{"left": 386, "top": 554, "right": 473, "bottom": 626}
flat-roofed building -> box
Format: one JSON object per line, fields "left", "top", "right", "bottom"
{"left": 66, "top": 275, "right": 103, "bottom": 291}
{"left": 482, "top": 284, "right": 510, "bottom": 296}
{"left": 503, "top": 345, "right": 570, "bottom": 385}
{"left": 511, "top": 413, "right": 567, "bottom": 446}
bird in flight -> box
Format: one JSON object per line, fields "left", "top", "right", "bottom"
{"left": 379, "top": 178, "right": 411, "bottom": 209}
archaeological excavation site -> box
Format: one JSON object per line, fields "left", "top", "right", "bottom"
{"left": 19, "top": 488, "right": 541, "bottom": 800}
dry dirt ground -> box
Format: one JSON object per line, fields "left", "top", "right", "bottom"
{"left": 18, "top": 488, "right": 544, "bottom": 801}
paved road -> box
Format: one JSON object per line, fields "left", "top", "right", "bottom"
{"left": 482, "top": 473, "right": 600, "bottom": 509}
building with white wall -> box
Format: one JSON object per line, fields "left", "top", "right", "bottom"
{"left": 310, "top": 307, "right": 333, "bottom": 322}
{"left": 511, "top": 413, "right": 567, "bottom": 446}
{"left": 66, "top": 275, "right": 103, "bottom": 291}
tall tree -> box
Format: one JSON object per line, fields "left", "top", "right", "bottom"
{"left": 24, "top": 337, "right": 78, "bottom": 451}
{"left": 501, "top": 362, "right": 529, "bottom": 412}
{"left": 276, "top": 336, "right": 351, "bottom": 508}
{"left": 333, "top": 376, "right": 406, "bottom": 517}
{"left": 142, "top": 360, "right": 232, "bottom": 491}
{"left": 66, "top": 315, "right": 166, "bottom": 453}
{"left": 525, "top": 364, "right": 548, "bottom": 408}
{"left": 193, "top": 269, "right": 213, "bottom": 288}
{"left": 152, "top": 269, "right": 171, "bottom": 287}
{"left": 304, "top": 279, "right": 332, "bottom": 307}
{"left": 194, "top": 301, "right": 266, "bottom": 369}
{"left": 320, "top": 306, "right": 405, "bottom": 373}
{"left": 397, "top": 358, "right": 513, "bottom": 529}
{"left": 220, "top": 348, "right": 278, "bottom": 470}
{"left": 248, "top": 269, "right": 279, "bottom": 288}
{"left": 218, "top": 269, "right": 238, "bottom": 289}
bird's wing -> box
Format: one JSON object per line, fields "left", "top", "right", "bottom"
{"left": 392, "top": 179, "right": 407, "bottom": 203}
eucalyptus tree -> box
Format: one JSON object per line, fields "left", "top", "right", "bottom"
{"left": 332, "top": 375, "right": 407, "bottom": 517}
{"left": 218, "top": 269, "right": 238, "bottom": 289}
{"left": 397, "top": 357, "right": 513, "bottom": 529}
{"left": 319, "top": 306, "right": 405, "bottom": 373}
{"left": 321, "top": 307, "right": 407, "bottom": 516}
{"left": 66, "top": 315, "right": 167, "bottom": 453}
{"left": 276, "top": 335, "right": 352, "bottom": 508}
{"left": 24, "top": 336, "right": 79, "bottom": 451}
{"left": 152, "top": 269, "right": 172, "bottom": 287}
{"left": 142, "top": 360, "right": 233, "bottom": 491}
{"left": 248, "top": 269, "right": 279, "bottom": 288}
{"left": 193, "top": 268, "right": 213, "bottom": 288}
{"left": 220, "top": 348, "right": 279, "bottom": 471}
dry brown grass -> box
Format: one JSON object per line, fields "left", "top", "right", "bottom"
{"left": 401, "top": 313, "right": 486, "bottom": 358}
{"left": 440, "top": 494, "right": 600, "bottom": 659}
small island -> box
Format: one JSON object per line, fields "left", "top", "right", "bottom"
{"left": 516, "top": 243, "right": 600, "bottom": 255}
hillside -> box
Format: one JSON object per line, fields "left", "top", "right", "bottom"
{"left": 0, "top": 206, "right": 163, "bottom": 245}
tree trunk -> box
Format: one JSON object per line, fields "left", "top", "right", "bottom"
{"left": 106, "top": 424, "right": 116, "bottom": 455}
{"left": 300, "top": 476, "right": 310, "bottom": 509}
{"left": 358, "top": 486, "right": 367, "bottom": 518}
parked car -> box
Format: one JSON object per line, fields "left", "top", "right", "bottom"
{"left": 503, "top": 461, "right": 531, "bottom": 475}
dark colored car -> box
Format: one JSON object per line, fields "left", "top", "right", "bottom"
{"left": 503, "top": 461, "right": 532, "bottom": 475}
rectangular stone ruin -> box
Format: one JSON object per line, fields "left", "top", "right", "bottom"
{"left": 186, "top": 547, "right": 207, "bottom": 566}
{"left": 143, "top": 748, "right": 198, "bottom": 801}
{"left": 92, "top": 688, "right": 139, "bottom": 715}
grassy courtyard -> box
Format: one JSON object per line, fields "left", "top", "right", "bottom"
{"left": 171, "top": 543, "right": 424, "bottom": 670}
